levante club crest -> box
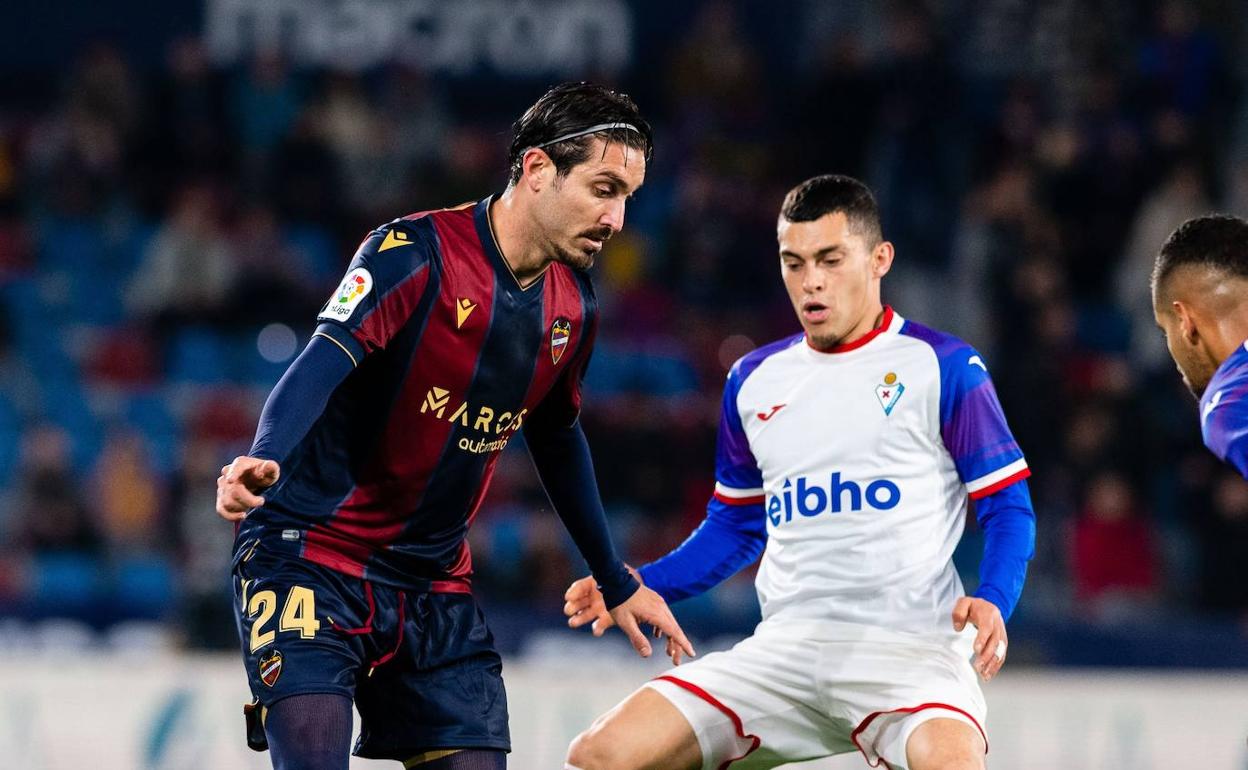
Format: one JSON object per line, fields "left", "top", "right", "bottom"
{"left": 259, "top": 649, "right": 283, "bottom": 687}
{"left": 551, "top": 318, "right": 571, "bottom": 364}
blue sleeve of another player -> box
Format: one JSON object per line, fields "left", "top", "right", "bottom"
{"left": 1204, "top": 385, "right": 1248, "bottom": 479}
{"left": 638, "top": 498, "right": 766, "bottom": 604}
{"left": 249, "top": 335, "right": 356, "bottom": 463}
{"left": 971, "top": 479, "right": 1036, "bottom": 621}
{"left": 638, "top": 361, "right": 767, "bottom": 603}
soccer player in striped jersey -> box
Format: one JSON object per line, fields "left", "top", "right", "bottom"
{"left": 215, "top": 82, "right": 692, "bottom": 770}
{"left": 563, "top": 175, "right": 1036, "bottom": 770}
{"left": 1153, "top": 215, "right": 1248, "bottom": 479}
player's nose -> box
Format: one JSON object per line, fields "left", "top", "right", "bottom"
{"left": 600, "top": 199, "right": 625, "bottom": 233}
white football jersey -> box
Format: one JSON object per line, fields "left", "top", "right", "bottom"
{"left": 712, "top": 307, "right": 1029, "bottom": 637}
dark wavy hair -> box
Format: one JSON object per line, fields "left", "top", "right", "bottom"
{"left": 507, "top": 82, "right": 652, "bottom": 186}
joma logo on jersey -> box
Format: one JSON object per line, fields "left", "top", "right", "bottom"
{"left": 421, "top": 387, "right": 528, "bottom": 451}
{"left": 767, "top": 473, "right": 901, "bottom": 526}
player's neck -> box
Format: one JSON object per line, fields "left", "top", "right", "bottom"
{"left": 838, "top": 303, "right": 887, "bottom": 347}
{"left": 488, "top": 192, "right": 549, "bottom": 288}
{"left": 1207, "top": 303, "right": 1248, "bottom": 367}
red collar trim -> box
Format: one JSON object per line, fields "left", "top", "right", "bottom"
{"left": 805, "top": 306, "right": 894, "bottom": 354}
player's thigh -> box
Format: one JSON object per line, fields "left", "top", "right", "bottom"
{"left": 638, "top": 629, "right": 842, "bottom": 770}
{"left": 820, "top": 635, "right": 986, "bottom": 770}
{"left": 353, "top": 592, "right": 510, "bottom": 761}
{"left": 905, "top": 717, "right": 986, "bottom": 770}
{"left": 568, "top": 685, "right": 701, "bottom": 770}
{"left": 233, "top": 546, "right": 368, "bottom": 705}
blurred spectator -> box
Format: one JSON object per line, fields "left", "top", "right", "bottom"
{"left": 132, "top": 37, "right": 233, "bottom": 211}
{"left": 172, "top": 437, "right": 237, "bottom": 647}
{"left": 1194, "top": 470, "right": 1248, "bottom": 615}
{"left": 1115, "top": 160, "right": 1211, "bottom": 371}
{"left": 231, "top": 48, "right": 303, "bottom": 162}
{"left": 1071, "top": 471, "right": 1160, "bottom": 617}
{"left": 13, "top": 424, "right": 98, "bottom": 554}
{"left": 89, "top": 430, "right": 166, "bottom": 552}
{"left": 226, "top": 203, "right": 321, "bottom": 324}
{"left": 124, "top": 183, "right": 236, "bottom": 329}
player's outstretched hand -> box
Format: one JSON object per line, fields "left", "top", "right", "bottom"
{"left": 216, "top": 456, "right": 281, "bottom": 522}
{"left": 564, "top": 574, "right": 613, "bottom": 635}
{"left": 564, "top": 571, "right": 697, "bottom": 665}
{"left": 952, "top": 596, "right": 1007, "bottom": 682}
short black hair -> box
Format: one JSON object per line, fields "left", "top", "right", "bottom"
{"left": 1154, "top": 214, "right": 1248, "bottom": 292}
{"left": 507, "top": 82, "right": 653, "bottom": 186}
{"left": 779, "top": 174, "right": 883, "bottom": 245}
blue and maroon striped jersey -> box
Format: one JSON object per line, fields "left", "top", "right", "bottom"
{"left": 1201, "top": 340, "right": 1248, "bottom": 479}
{"left": 235, "top": 198, "right": 598, "bottom": 591}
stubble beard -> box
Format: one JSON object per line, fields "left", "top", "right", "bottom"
{"left": 556, "top": 243, "right": 596, "bottom": 271}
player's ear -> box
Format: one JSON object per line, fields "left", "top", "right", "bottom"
{"left": 871, "top": 240, "right": 895, "bottom": 278}
{"left": 1173, "top": 300, "right": 1200, "bottom": 346}
{"left": 521, "top": 148, "right": 553, "bottom": 193}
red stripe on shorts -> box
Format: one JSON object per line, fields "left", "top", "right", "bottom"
{"left": 850, "top": 701, "right": 988, "bottom": 768}
{"left": 653, "top": 675, "right": 761, "bottom": 769}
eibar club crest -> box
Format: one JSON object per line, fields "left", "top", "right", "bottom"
{"left": 259, "top": 649, "right": 283, "bottom": 687}
{"left": 551, "top": 318, "right": 571, "bottom": 364}
{"left": 875, "top": 372, "right": 905, "bottom": 416}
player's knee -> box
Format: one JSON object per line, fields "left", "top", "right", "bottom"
{"left": 905, "top": 718, "right": 985, "bottom": 770}
{"left": 566, "top": 720, "right": 630, "bottom": 770}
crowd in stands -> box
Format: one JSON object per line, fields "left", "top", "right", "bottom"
{"left": 1, "top": 0, "right": 1247, "bottom": 662}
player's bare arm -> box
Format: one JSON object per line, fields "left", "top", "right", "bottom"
{"left": 952, "top": 596, "right": 1007, "bottom": 681}
{"left": 216, "top": 456, "right": 280, "bottom": 521}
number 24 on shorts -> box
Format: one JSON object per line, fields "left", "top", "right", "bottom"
{"left": 244, "top": 584, "right": 321, "bottom": 653}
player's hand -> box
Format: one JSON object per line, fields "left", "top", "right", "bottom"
{"left": 216, "top": 456, "right": 281, "bottom": 522}
{"left": 564, "top": 574, "right": 613, "bottom": 635}
{"left": 952, "top": 596, "right": 1007, "bottom": 682}
{"left": 609, "top": 585, "right": 696, "bottom": 665}
{"left": 564, "top": 569, "right": 697, "bottom": 665}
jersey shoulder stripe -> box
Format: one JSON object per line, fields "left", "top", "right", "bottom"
{"left": 898, "top": 317, "right": 1030, "bottom": 495}
{"left": 730, "top": 332, "right": 805, "bottom": 387}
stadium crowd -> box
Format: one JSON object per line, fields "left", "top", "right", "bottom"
{"left": 1, "top": 0, "right": 1247, "bottom": 663}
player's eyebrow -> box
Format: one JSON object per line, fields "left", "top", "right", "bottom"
{"left": 780, "top": 245, "right": 845, "bottom": 259}
{"left": 593, "top": 170, "right": 635, "bottom": 197}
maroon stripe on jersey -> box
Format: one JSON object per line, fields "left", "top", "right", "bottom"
{"left": 350, "top": 263, "right": 432, "bottom": 357}
{"left": 302, "top": 208, "right": 494, "bottom": 579}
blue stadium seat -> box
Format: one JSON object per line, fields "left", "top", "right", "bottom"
{"left": 31, "top": 553, "right": 102, "bottom": 613}
{"left": 41, "top": 376, "right": 102, "bottom": 472}
{"left": 114, "top": 555, "right": 178, "bottom": 619}
{"left": 123, "top": 392, "right": 183, "bottom": 474}
{"left": 286, "top": 224, "right": 339, "bottom": 285}
{"left": 168, "top": 328, "right": 232, "bottom": 384}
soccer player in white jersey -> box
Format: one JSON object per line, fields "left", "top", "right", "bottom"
{"left": 561, "top": 175, "right": 1036, "bottom": 770}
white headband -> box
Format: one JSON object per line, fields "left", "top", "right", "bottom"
{"left": 526, "top": 122, "right": 643, "bottom": 153}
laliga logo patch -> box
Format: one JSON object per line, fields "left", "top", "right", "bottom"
{"left": 259, "top": 649, "right": 283, "bottom": 687}
{"left": 318, "top": 267, "right": 373, "bottom": 321}
{"left": 875, "top": 371, "right": 905, "bottom": 416}
{"left": 551, "top": 318, "right": 571, "bottom": 364}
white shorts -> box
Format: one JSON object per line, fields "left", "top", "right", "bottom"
{"left": 644, "top": 619, "right": 987, "bottom": 770}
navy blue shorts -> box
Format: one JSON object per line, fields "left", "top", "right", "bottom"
{"left": 232, "top": 543, "right": 510, "bottom": 760}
